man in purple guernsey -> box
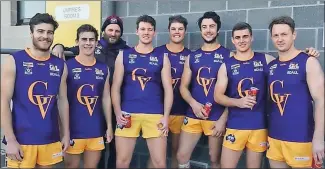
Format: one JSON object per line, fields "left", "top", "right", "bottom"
{"left": 1, "top": 13, "right": 70, "bottom": 168}
{"left": 266, "top": 16, "right": 324, "bottom": 168}
{"left": 214, "top": 22, "right": 320, "bottom": 168}
{"left": 64, "top": 24, "right": 113, "bottom": 168}
{"left": 147, "top": 15, "right": 191, "bottom": 168}
{"left": 177, "top": 11, "right": 231, "bottom": 168}
{"left": 111, "top": 15, "right": 173, "bottom": 168}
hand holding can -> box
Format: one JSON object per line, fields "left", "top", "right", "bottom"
{"left": 123, "top": 112, "right": 132, "bottom": 128}
{"left": 248, "top": 87, "right": 259, "bottom": 98}
{"left": 203, "top": 102, "right": 212, "bottom": 118}
{"left": 312, "top": 158, "right": 323, "bottom": 169}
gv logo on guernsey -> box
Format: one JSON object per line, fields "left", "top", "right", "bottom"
{"left": 196, "top": 67, "right": 215, "bottom": 96}
{"left": 237, "top": 77, "right": 254, "bottom": 97}
{"left": 28, "top": 81, "right": 55, "bottom": 119}
{"left": 269, "top": 80, "right": 291, "bottom": 116}
{"left": 77, "top": 84, "right": 99, "bottom": 116}
{"left": 132, "top": 68, "right": 152, "bottom": 91}
{"left": 171, "top": 67, "right": 180, "bottom": 90}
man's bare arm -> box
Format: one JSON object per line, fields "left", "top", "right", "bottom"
{"left": 58, "top": 63, "right": 69, "bottom": 139}
{"left": 180, "top": 56, "right": 195, "bottom": 105}
{"left": 1, "top": 55, "right": 16, "bottom": 141}
{"left": 161, "top": 55, "right": 173, "bottom": 117}
{"left": 306, "top": 57, "right": 324, "bottom": 141}
{"left": 102, "top": 68, "right": 112, "bottom": 128}
{"left": 111, "top": 51, "right": 124, "bottom": 115}
{"left": 214, "top": 63, "right": 235, "bottom": 107}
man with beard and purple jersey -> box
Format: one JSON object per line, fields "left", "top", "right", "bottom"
{"left": 149, "top": 15, "right": 191, "bottom": 168}
{"left": 177, "top": 11, "right": 231, "bottom": 168}
{"left": 52, "top": 15, "right": 129, "bottom": 168}
{"left": 266, "top": 16, "right": 324, "bottom": 168}
{"left": 214, "top": 22, "right": 320, "bottom": 168}
{"left": 1, "top": 13, "right": 70, "bottom": 168}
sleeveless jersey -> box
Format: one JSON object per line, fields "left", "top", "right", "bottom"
{"left": 155, "top": 45, "right": 191, "bottom": 115}
{"left": 121, "top": 47, "right": 164, "bottom": 114}
{"left": 225, "top": 52, "right": 267, "bottom": 129}
{"left": 267, "top": 52, "right": 314, "bottom": 142}
{"left": 67, "top": 57, "right": 108, "bottom": 139}
{"left": 9, "top": 49, "right": 64, "bottom": 145}
{"left": 187, "top": 46, "right": 230, "bottom": 121}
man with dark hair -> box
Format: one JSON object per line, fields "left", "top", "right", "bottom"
{"left": 266, "top": 16, "right": 324, "bottom": 168}
{"left": 177, "top": 11, "right": 231, "bottom": 168}
{"left": 147, "top": 15, "right": 191, "bottom": 168}
{"left": 52, "top": 15, "right": 129, "bottom": 169}
{"left": 64, "top": 24, "right": 113, "bottom": 168}
{"left": 1, "top": 13, "right": 69, "bottom": 168}
{"left": 111, "top": 14, "right": 173, "bottom": 168}
{"left": 215, "top": 21, "right": 319, "bottom": 168}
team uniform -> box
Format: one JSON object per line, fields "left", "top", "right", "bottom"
{"left": 115, "top": 47, "right": 164, "bottom": 138}
{"left": 4, "top": 49, "right": 64, "bottom": 168}
{"left": 155, "top": 45, "right": 191, "bottom": 134}
{"left": 223, "top": 52, "right": 268, "bottom": 152}
{"left": 266, "top": 52, "right": 313, "bottom": 167}
{"left": 66, "top": 57, "right": 109, "bottom": 154}
{"left": 182, "top": 46, "right": 230, "bottom": 135}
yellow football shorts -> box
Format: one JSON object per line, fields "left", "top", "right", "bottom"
{"left": 223, "top": 128, "right": 268, "bottom": 152}
{"left": 66, "top": 137, "right": 105, "bottom": 154}
{"left": 266, "top": 136, "right": 312, "bottom": 168}
{"left": 115, "top": 113, "right": 164, "bottom": 139}
{"left": 7, "top": 141, "right": 62, "bottom": 168}
{"left": 169, "top": 115, "right": 185, "bottom": 134}
{"left": 181, "top": 117, "right": 215, "bottom": 136}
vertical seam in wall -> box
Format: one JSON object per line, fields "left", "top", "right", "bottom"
{"left": 268, "top": 1, "right": 271, "bottom": 7}
{"left": 126, "top": 1, "right": 129, "bottom": 17}
{"left": 156, "top": 1, "right": 158, "bottom": 15}
{"left": 226, "top": 0, "right": 228, "bottom": 10}
{"left": 188, "top": 1, "right": 191, "bottom": 13}
{"left": 266, "top": 30, "right": 270, "bottom": 53}
{"left": 225, "top": 31, "right": 228, "bottom": 48}
{"left": 291, "top": 6, "right": 293, "bottom": 18}
{"left": 246, "top": 10, "right": 249, "bottom": 23}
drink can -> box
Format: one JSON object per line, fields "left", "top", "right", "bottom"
{"left": 203, "top": 102, "right": 212, "bottom": 117}
{"left": 248, "top": 87, "right": 259, "bottom": 96}
{"left": 312, "top": 158, "right": 322, "bottom": 169}
{"left": 123, "top": 112, "right": 131, "bottom": 128}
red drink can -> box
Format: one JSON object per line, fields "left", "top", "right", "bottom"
{"left": 123, "top": 112, "right": 131, "bottom": 128}
{"left": 203, "top": 102, "right": 212, "bottom": 117}
{"left": 248, "top": 87, "right": 259, "bottom": 96}
{"left": 312, "top": 158, "right": 322, "bottom": 169}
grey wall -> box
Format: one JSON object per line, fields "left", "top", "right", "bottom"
{"left": 100, "top": 0, "right": 324, "bottom": 168}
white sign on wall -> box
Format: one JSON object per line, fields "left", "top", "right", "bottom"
{"left": 55, "top": 4, "right": 89, "bottom": 21}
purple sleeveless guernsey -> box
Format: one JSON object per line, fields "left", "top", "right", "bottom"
{"left": 155, "top": 45, "right": 191, "bottom": 115}
{"left": 267, "top": 52, "right": 314, "bottom": 142}
{"left": 121, "top": 47, "right": 164, "bottom": 114}
{"left": 67, "top": 58, "right": 108, "bottom": 139}
{"left": 187, "top": 46, "right": 231, "bottom": 121}
{"left": 224, "top": 52, "right": 267, "bottom": 129}
{"left": 9, "top": 49, "right": 64, "bottom": 145}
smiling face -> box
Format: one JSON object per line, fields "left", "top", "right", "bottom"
{"left": 136, "top": 21, "right": 155, "bottom": 45}
{"left": 200, "top": 18, "right": 218, "bottom": 44}
{"left": 30, "top": 23, "right": 54, "bottom": 52}
{"left": 76, "top": 32, "right": 97, "bottom": 56}
{"left": 232, "top": 29, "right": 253, "bottom": 53}
{"left": 169, "top": 22, "right": 186, "bottom": 44}
{"left": 271, "top": 24, "right": 296, "bottom": 52}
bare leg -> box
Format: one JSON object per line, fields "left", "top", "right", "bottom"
{"left": 220, "top": 146, "right": 242, "bottom": 168}
{"left": 246, "top": 149, "right": 264, "bottom": 168}
{"left": 146, "top": 136, "right": 167, "bottom": 168}
{"left": 64, "top": 153, "right": 81, "bottom": 168}
{"left": 83, "top": 150, "right": 102, "bottom": 168}
{"left": 115, "top": 136, "right": 137, "bottom": 168}
{"left": 176, "top": 131, "right": 201, "bottom": 168}
{"left": 208, "top": 136, "right": 223, "bottom": 168}
{"left": 269, "top": 159, "right": 290, "bottom": 169}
